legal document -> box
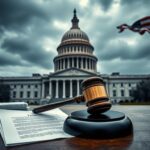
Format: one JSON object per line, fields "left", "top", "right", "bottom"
{"left": 0, "top": 108, "right": 72, "bottom": 146}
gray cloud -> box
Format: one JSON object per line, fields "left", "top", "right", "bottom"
{"left": 0, "top": 0, "right": 48, "bottom": 32}
{"left": 97, "top": 0, "right": 114, "bottom": 11}
{"left": 0, "top": 49, "right": 25, "bottom": 66}
{"left": 2, "top": 36, "right": 55, "bottom": 69}
{"left": 0, "top": 0, "right": 149, "bottom": 76}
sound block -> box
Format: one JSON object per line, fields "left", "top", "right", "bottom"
{"left": 63, "top": 110, "right": 133, "bottom": 138}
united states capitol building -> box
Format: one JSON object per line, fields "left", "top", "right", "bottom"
{"left": 1, "top": 10, "right": 149, "bottom": 104}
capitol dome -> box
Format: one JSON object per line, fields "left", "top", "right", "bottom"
{"left": 61, "top": 9, "right": 89, "bottom": 43}
{"left": 61, "top": 29, "right": 89, "bottom": 42}
{"left": 54, "top": 9, "right": 98, "bottom": 73}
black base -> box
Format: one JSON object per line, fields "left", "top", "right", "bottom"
{"left": 63, "top": 110, "right": 133, "bottom": 138}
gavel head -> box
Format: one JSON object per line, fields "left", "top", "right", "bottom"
{"left": 81, "top": 77, "right": 111, "bottom": 114}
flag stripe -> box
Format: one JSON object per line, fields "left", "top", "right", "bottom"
{"left": 142, "top": 26, "right": 150, "bottom": 29}
{"left": 140, "top": 16, "right": 150, "bottom": 21}
{"left": 141, "top": 23, "right": 150, "bottom": 28}
{"left": 141, "top": 19, "right": 150, "bottom": 25}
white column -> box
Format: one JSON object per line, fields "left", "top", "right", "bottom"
{"left": 49, "top": 80, "right": 52, "bottom": 97}
{"left": 85, "top": 58, "right": 88, "bottom": 69}
{"left": 72, "top": 57, "right": 74, "bottom": 67}
{"left": 63, "top": 59, "right": 65, "bottom": 69}
{"left": 77, "top": 80, "right": 80, "bottom": 96}
{"left": 56, "top": 80, "right": 58, "bottom": 98}
{"left": 63, "top": 80, "right": 66, "bottom": 98}
{"left": 67, "top": 58, "right": 69, "bottom": 68}
{"left": 77, "top": 57, "right": 79, "bottom": 68}
{"left": 89, "top": 59, "right": 91, "bottom": 70}
{"left": 70, "top": 80, "right": 73, "bottom": 98}
{"left": 81, "top": 58, "right": 83, "bottom": 69}
{"left": 125, "top": 84, "right": 129, "bottom": 97}
{"left": 42, "top": 82, "right": 45, "bottom": 98}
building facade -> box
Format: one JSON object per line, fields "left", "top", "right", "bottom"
{"left": 0, "top": 10, "right": 150, "bottom": 104}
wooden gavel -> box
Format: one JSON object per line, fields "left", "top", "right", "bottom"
{"left": 33, "top": 77, "right": 111, "bottom": 114}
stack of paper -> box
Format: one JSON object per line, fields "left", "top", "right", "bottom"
{"left": 0, "top": 102, "right": 29, "bottom": 110}
{"left": 0, "top": 108, "right": 72, "bottom": 146}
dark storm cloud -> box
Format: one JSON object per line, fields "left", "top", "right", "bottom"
{"left": 2, "top": 37, "right": 55, "bottom": 69}
{"left": 0, "top": 0, "right": 149, "bottom": 75}
{"left": 96, "top": 37, "right": 150, "bottom": 61}
{"left": 0, "top": 0, "right": 74, "bottom": 72}
{"left": 0, "top": 1, "right": 75, "bottom": 39}
{"left": 0, "top": 0, "right": 48, "bottom": 31}
{"left": 88, "top": 0, "right": 113, "bottom": 12}
{"left": 121, "top": 0, "right": 150, "bottom": 6}
{"left": 0, "top": 49, "right": 24, "bottom": 66}
{"left": 97, "top": 0, "right": 114, "bottom": 11}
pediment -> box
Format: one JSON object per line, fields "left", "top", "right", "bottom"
{"left": 51, "top": 68, "right": 97, "bottom": 76}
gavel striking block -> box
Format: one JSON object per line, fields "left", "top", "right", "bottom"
{"left": 81, "top": 77, "right": 111, "bottom": 114}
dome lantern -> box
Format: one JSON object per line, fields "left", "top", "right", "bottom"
{"left": 71, "top": 9, "right": 79, "bottom": 29}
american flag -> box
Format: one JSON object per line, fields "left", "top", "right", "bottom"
{"left": 117, "top": 16, "right": 150, "bottom": 35}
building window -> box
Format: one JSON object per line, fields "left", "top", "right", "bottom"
{"left": 14, "top": 85, "right": 16, "bottom": 88}
{"left": 34, "top": 91, "right": 38, "bottom": 98}
{"left": 113, "top": 90, "right": 116, "bottom": 97}
{"left": 35, "top": 85, "right": 38, "bottom": 88}
{"left": 21, "top": 85, "right": 23, "bottom": 88}
{"left": 129, "top": 90, "right": 132, "bottom": 96}
{"left": 129, "top": 83, "right": 131, "bottom": 87}
{"left": 13, "top": 91, "right": 16, "bottom": 98}
{"left": 113, "top": 83, "right": 115, "bottom": 87}
{"left": 121, "top": 90, "right": 124, "bottom": 97}
{"left": 20, "top": 91, "right": 23, "bottom": 98}
{"left": 27, "top": 91, "right": 30, "bottom": 98}
{"left": 121, "top": 83, "right": 123, "bottom": 87}
{"left": 28, "top": 85, "right": 30, "bottom": 88}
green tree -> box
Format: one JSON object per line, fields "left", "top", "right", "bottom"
{"left": 131, "top": 79, "right": 150, "bottom": 102}
{"left": 0, "top": 83, "right": 11, "bottom": 102}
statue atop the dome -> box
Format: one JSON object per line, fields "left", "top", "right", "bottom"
{"left": 71, "top": 9, "right": 80, "bottom": 29}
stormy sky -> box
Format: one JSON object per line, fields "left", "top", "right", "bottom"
{"left": 0, "top": 0, "right": 150, "bottom": 76}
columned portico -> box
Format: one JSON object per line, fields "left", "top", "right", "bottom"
{"left": 49, "top": 77, "right": 88, "bottom": 99}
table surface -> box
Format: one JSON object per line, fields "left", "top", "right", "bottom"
{"left": 0, "top": 105, "right": 150, "bottom": 150}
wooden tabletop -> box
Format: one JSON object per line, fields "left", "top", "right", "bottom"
{"left": 0, "top": 105, "right": 150, "bottom": 150}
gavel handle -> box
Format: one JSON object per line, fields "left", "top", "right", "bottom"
{"left": 33, "top": 95, "right": 84, "bottom": 114}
